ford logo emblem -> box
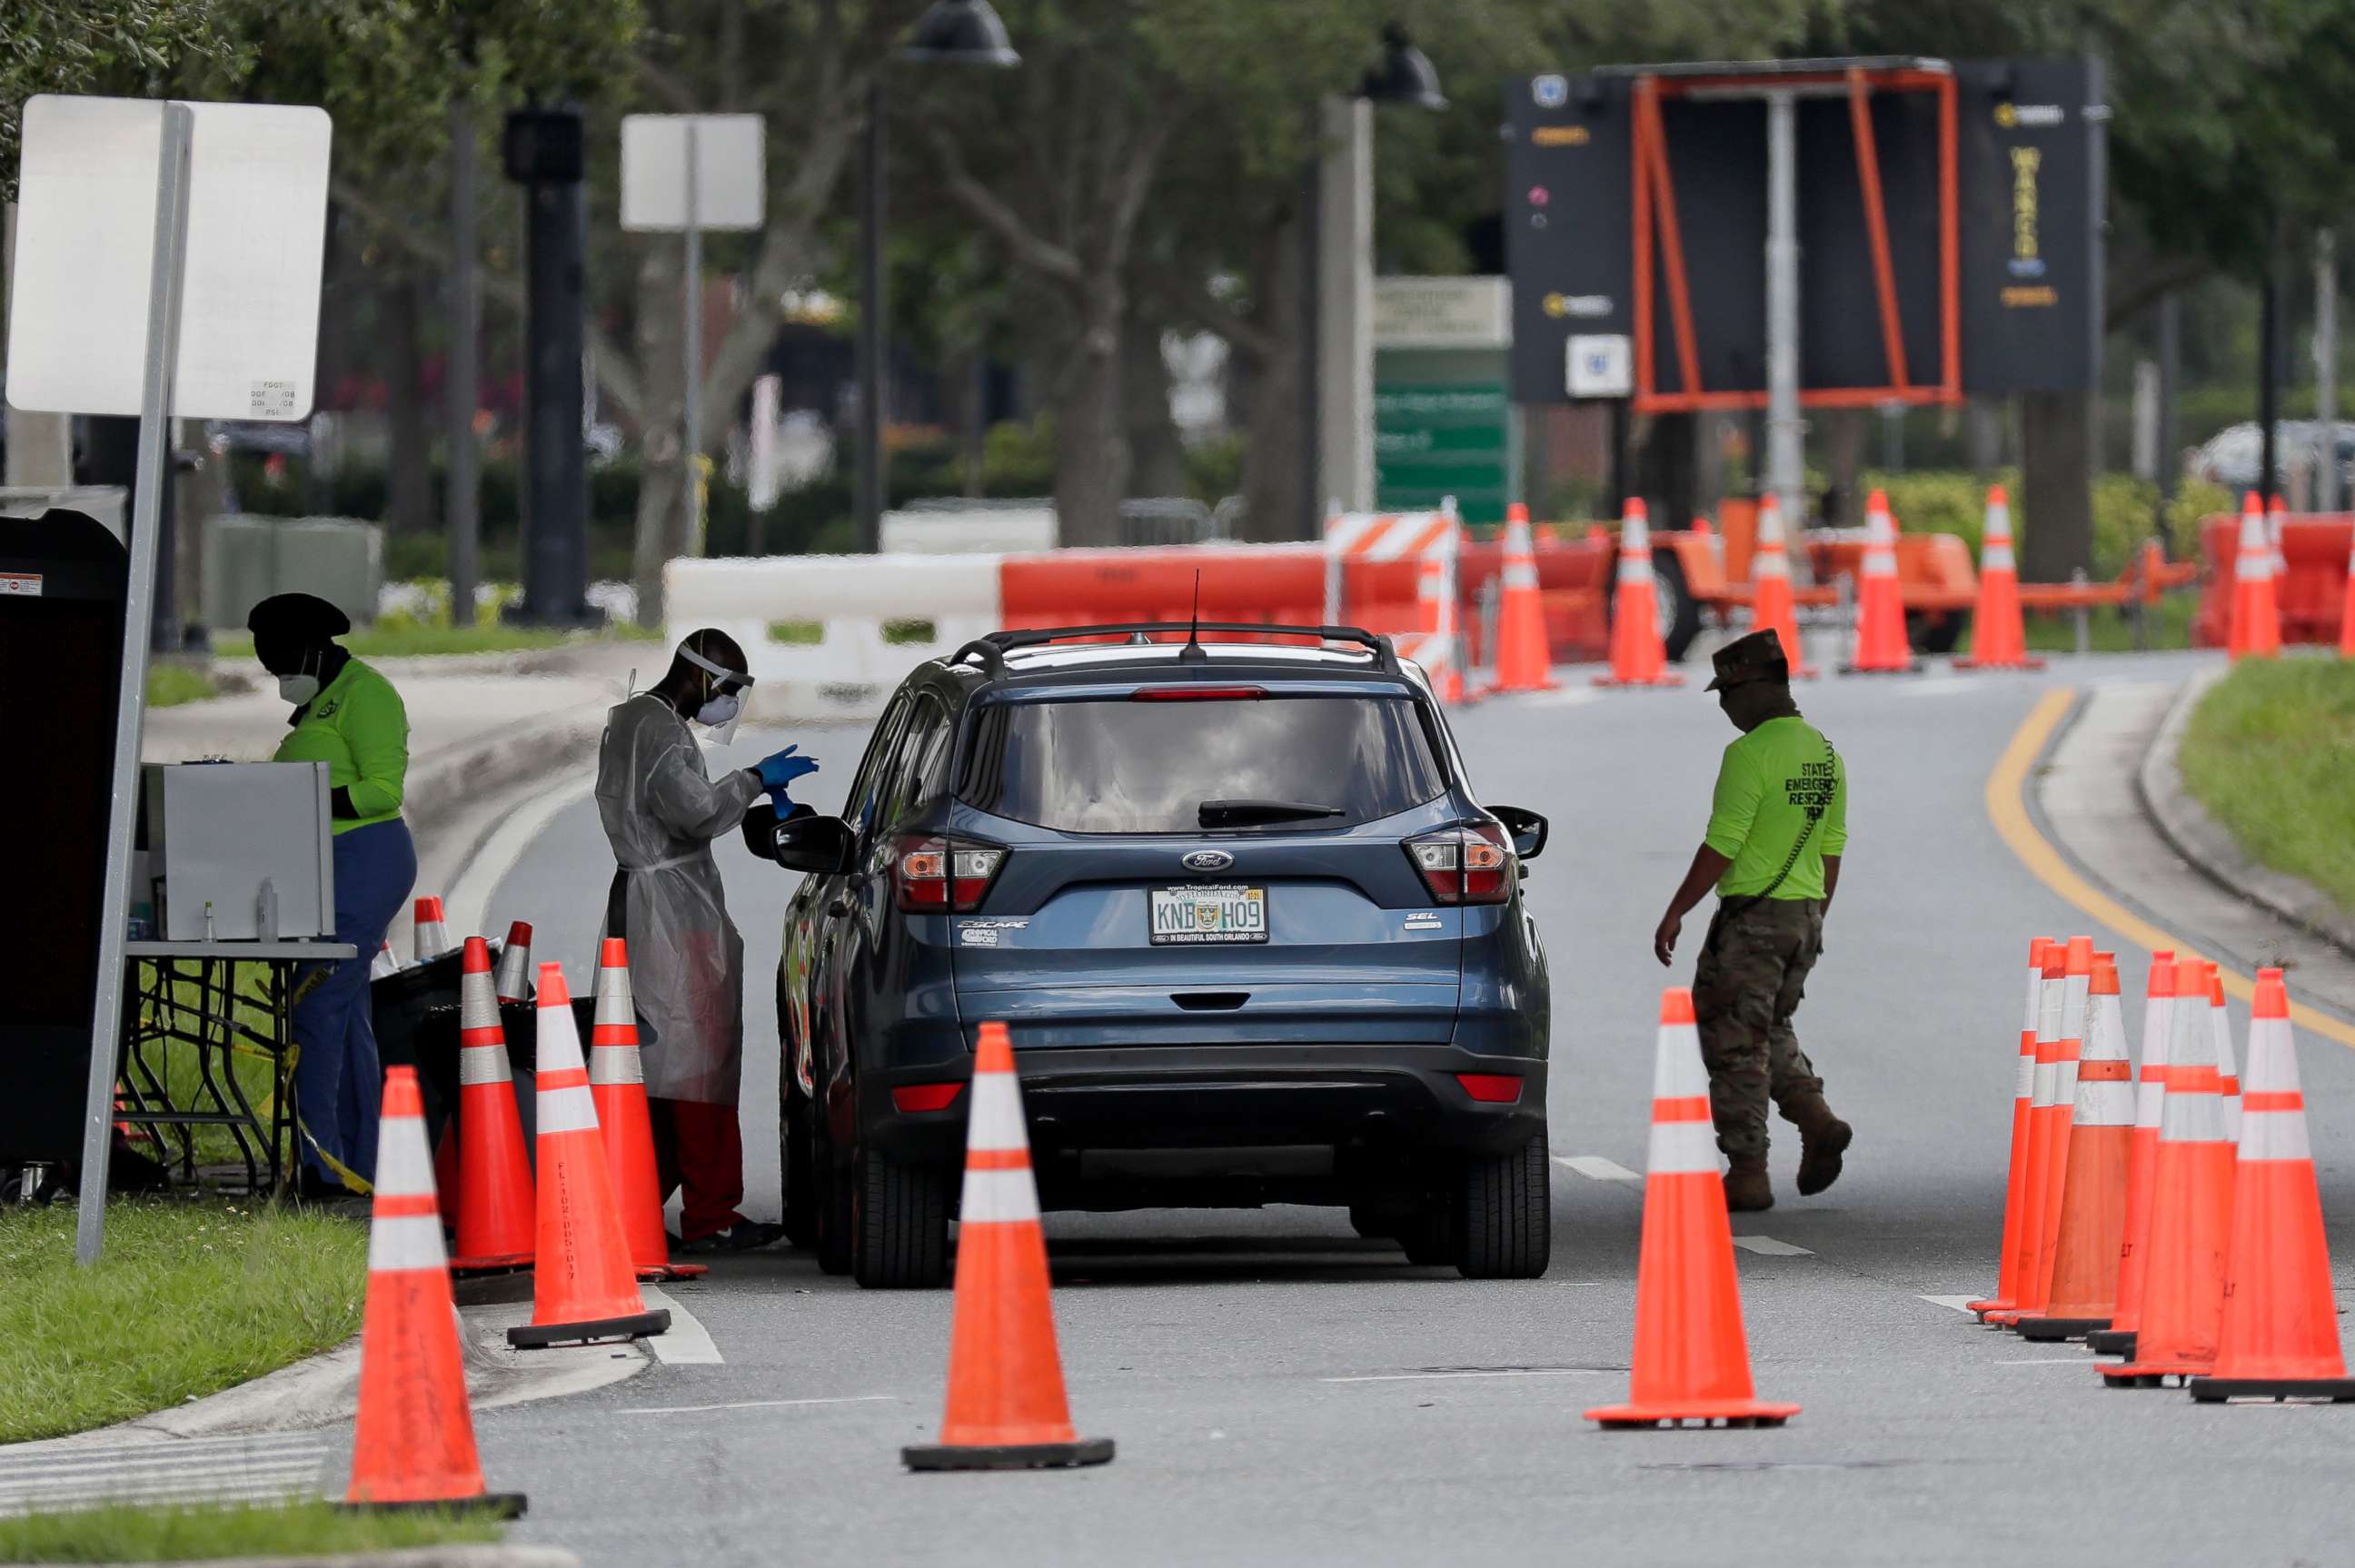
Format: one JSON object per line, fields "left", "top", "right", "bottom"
{"left": 1182, "top": 849, "right": 1235, "bottom": 873}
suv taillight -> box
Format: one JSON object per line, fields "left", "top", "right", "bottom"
{"left": 893, "top": 834, "right": 1005, "bottom": 913}
{"left": 1404, "top": 822, "right": 1512, "bottom": 906}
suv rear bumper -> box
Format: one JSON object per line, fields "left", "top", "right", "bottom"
{"left": 861, "top": 1041, "right": 1547, "bottom": 1185}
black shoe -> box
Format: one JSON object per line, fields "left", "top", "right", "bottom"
{"left": 676, "top": 1220, "right": 788, "bottom": 1255}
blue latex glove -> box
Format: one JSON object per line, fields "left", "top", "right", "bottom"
{"left": 755, "top": 746, "right": 820, "bottom": 793}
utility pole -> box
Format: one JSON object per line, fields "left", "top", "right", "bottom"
{"left": 856, "top": 81, "right": 887, "bottom": 554}
{"left": 503, "top": 106, "right": 595, "bottom": 627}
{"left": 2317, "top": 229, "right": 2340, "bottom": 513}
{"left": 447, "top": 93, "right": 481, "bottom": 629}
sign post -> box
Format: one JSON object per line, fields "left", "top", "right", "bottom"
{"left": 5, "top": 95, "right": 331, "bottom": 1264}
{"left": 621, "top": 114, "right": 765, "bottom": 557}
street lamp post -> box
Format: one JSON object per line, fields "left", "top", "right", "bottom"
{"left": 1300, "top": 25, "right": 1446, "bottom": 538}
{"left": 857, "top": 1, "right": 1020, "bottom": 554}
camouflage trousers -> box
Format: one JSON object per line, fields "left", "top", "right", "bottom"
{"left": 1692, "top": 895, "right": 1827, "bottom": 1164}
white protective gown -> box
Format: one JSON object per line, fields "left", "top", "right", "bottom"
{"left": 594, "top": 693, "right": 763, "bottom": 1104}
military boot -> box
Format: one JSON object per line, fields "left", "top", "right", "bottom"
{"left": 1786, "top": 1095, "right": 1853, "bottom": 1197}
{"left": 1724, "top": 1160, "right": 1774, "bottom": 1213}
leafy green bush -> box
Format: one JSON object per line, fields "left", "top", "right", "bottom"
{"left": 1859, "top": 469, "right": 2234, "bottom": 579}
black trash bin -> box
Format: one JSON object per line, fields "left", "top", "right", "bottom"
{"left": 370, "top": 948, "right": 470, "bottom": 1149}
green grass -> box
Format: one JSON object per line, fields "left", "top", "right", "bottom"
{"left": 0, "top": 1500, "right": 502, "bottom": 1563}
{"left": 0, "top": 1200, "right": 366, "bottom": 1444}
{"left": 144, "top": 663, "right": 220, "bottom": 708}
{"left": 2178, "top": 658, "right": 2355, "bottom": 913}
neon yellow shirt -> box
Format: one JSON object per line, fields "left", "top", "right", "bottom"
{"left": 1703, "top": 716, "right": 1846, "bottom": 899}
{"left": 271, "top": 657, "right": 408, "bottom": 835}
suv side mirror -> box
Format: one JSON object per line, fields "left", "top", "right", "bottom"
{"left": 1488, "top": 805, "right": 1548, "bottom": 862}
{"left": 768, "top": 812, "right": 857, "bottom": 875}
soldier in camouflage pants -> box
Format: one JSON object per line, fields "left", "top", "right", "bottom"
{"left": 1692, "top": 896, "right": 1826, "bottom": 1166}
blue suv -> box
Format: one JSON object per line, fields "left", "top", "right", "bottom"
{"left": 755, "top": 624, "right": 1552, "bottom": 1287}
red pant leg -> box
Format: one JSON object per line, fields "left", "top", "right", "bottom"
{"left": 651, "top": 1097, "right": 746, "bottom": 1242}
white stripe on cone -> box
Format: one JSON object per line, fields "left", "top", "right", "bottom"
{"left": 2239, "top": 1110, "right": 2311, "bottom": 1162}
{"left": 1646, "top": 1120, "right": 1720, "bottom": 1176}
{"left": 967, "top": 1071, "right": 1027, "bottom": 1153}
{"left": 1651, "top": 1022, "right": 1710, "bottom": 1099}
{"left": 459, "top": 1048, "right": 512, "bottom": 1087}
{"left": 958, "top": 1166, "right": 1042, "bottom": 1224}
{"left": 374, "top": 1117, "right": 437, "bottom": 1197}
{"left": 539, "top": 1084, "right": 600, "bottom": 1136}
{"left": 368, "top": 1213, "right": 450, "bottom": 1273}
{"left": 2135, "top": 995, "right": 2174, "bottom": 1130}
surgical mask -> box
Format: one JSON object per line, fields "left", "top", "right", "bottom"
{"left": 278, "top": 650, "right": 323, "bottom": 705}
{"left": 694, "top": 693, "right": 740, "bottom": 729}
{"left": 679, "top": 644, "right": 752, "bottom": 746}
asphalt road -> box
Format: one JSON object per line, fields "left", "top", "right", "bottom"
{"left": 452, "top": 654, "right": 2355, "bottom": 1567}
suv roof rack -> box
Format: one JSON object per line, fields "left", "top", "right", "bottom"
{"left": 978, "top": 622, "right": 1397, "bottom": 670}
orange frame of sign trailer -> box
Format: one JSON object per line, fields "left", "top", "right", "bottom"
{"left": 1629, "top": 65, "right": 1962, "bottom": 415}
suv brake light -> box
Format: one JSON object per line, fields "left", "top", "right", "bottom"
{"left": 1404, "top": 822, "right": 1513, "bottom": 906}
{"left": 1130, "top": 685, "right": 1267, "bottom": 701}
{"left": 893, "top": 834, "right": 1005, "bottom": 913}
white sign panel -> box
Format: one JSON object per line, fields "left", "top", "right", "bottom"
{"left": 1373, "top": 277, "right": 1511, "bottom": 350}
{"left": 1566, "top": 333, "right": 1633, "bottom": 399}
{"left": 5, "top": 95, "right": 332, "bottom": 421}
{"left": 621, "top": 114, "right": 766, "bottom": 232}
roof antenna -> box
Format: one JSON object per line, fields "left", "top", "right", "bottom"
{"left": 1179, "top": 569, "right": 1207, "bottom": 663}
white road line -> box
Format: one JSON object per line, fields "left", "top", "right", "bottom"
{"left": 445, "top": 773, "right": 596, "bottom": 947}
{"left": 1999, "top": 1357, "right": 2094, "bottom": 1365}
{"left": 1554, "top": 1155, "right": 1641, "bottom": 1183}
{"left": 1319, "top": 1368, "right": 1608, "bottom": 1384}
{"left": 617, "top": 1395, "right": 899, "bottom": 1416}
{"left": 1918, "top": 1295, "right": 1982, "bottom": 1313}
{"left": 1730, "top": 1236, "right": 1813, "bottom": 1256}
{"left": 640, "top": 1285, "right": 723, "bottom": 1365}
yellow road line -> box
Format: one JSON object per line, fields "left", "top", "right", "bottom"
{"left": 1985, "top": 686, "right": 2355, "bottom": 1049}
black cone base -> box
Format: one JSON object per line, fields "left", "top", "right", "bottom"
{"left": 2086, "top": 1328, "right": 2137, "bottom": 1357}
{"left": 2189, "top": 1375, "right": 2355, "bottom": 1404}
{"left": 336, "top": 1492, "right": 528, "bottom": 1520}
{"left": 903, "top": 1436, "right": 1116, "bottom": 1472}
{"left": 2015, "top": 1315, "right": 2111, "bottom": 1343}
{"left": 507, "top": 1308, "right": 670, "bottom": 1349}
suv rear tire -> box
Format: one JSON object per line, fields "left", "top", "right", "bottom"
{"left": 852, "top": 1148, "right": 950, "bottom": 1289}
{"left": 1454, "top": 1131, "right": 1552, "bottom": 1279}
{"left": 780, "top": 1087, "right": 818, "bottom": 1249}
{"left": 813, "top": 1118, "right": 852, "bottom": 1276}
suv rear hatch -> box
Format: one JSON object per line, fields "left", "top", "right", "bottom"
{"left": 939, "top": 683, "right": 1468, "bottom": 1046}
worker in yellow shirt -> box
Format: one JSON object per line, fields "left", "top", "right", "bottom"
{"left": 250, "top": 592, "right": 413, "bottom": 1195}
{"left": 1652, "top": 630, "right": 1852, "bottom": 1213}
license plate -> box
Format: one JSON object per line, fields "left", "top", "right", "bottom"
{"left": 1148, "top": 884, "right": 1268, "bottom": 945}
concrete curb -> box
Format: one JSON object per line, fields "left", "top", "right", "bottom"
{"left": 35, "top": 1303, "right": 648, "bottom": 1452}
{"left": 2135, "top": 667, "right": 2355, "bottom": 959}
{"left": 102, "top": 1551, "right": 577, "bottom": 1568}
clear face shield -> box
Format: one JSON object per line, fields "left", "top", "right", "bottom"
{"left": 678, "top": 645, "right": 755, "bottom": 747}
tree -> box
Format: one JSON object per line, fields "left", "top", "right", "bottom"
{"left": 0, "top": 1, "right": 243, "bottom": 198}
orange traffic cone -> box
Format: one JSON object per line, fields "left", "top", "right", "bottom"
{"left": 1968, "top": 938, "right": 2052, "bottom": 1319}
{"left": 449, "top": 938, "right": 533, "bottom": 1273}
{"left": 2103, "top": 958, "right": 2236, "bottom": 1387}
{"left": 2018, "top": 953, "right": 2135, "bottom": 1340}
{"left": 1593, "top": 499, "right": 1684, "bottom": 689}
{"left": 492, "top": 921, "right": 534, "bottom": 1005}
{"left": 507, "top": 962, "right": 670, "bottom": 1349}
{"left": 2338, "top": 521, "right": 2355, "bottom": 658}
{"left": 588, "top": 939, "right": 704, "bottom": 1282}
{"left": 2228, "top": 492, "right": 2282, "bottom": 660}
{"left": 1843, "top": 489, "right": 1917, "bottom": 673}
{"left": 1586, "top": 990, "right": 1799, "bottom": 1429}
{"left": 1954, "top": 484, "right": 2044, "bottom": 671}
{"left": 2191, "top": 968, "right": 2355, "bottom": 1402}
{"left": 343, "top": 1067, "right": 525, "bottom": 1517}
{"left": 2208, "top": 968, "right": 2241, "bottom": 1145}
{"left": 1484, "top": 503, "right": 1556, "bottom": 693}
{"left": 371, "top": 940, "right": 400, "bottom": 980}
{"left": 904, "top": 1022, "right": 1113, "bottom": 1471}
{"left": 1748, "top": 492, "right": 1813, "bottom": 678}
{"left": 2088, "top": 949, "right": 2178, "bottom": 1357}
{"left": 1986, "top": 940, "right": 2071, "bottom": 1326}
{"left": 412, "top": 898, "right": 453, "bottom": 964}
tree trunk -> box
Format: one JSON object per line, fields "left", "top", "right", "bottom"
{"left": 1051, "top": 297, "right": 1128, "bottom": 547}
{"left": 2018, "top": 390, "right": 2094, "bottom": 582}
{"left": 631, "top": 242, "right": 687, "bottom": 630}
{"left": 1632, "top": 413, "right": 1697, "bottom": 529}
{"left": 385, "top": 268, "right": 435, "bottom": 540}
{"left": 1236, "top": 217, "right": 1302, "bottom": 542}
{"left": 1123, "top": 311, "right": 1188, "bottom": 499}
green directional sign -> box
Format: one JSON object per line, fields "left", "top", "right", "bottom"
{"left": 1374, "top": 381, "right": 1511, "bottom": 524}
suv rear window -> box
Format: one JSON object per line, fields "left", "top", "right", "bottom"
{"left": 959, "top": 694, "right": 1447, "bottom": 834}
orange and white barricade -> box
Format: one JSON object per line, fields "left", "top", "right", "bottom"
{"left": 1324, "top": 500, "right": 1466, "bottom": 701}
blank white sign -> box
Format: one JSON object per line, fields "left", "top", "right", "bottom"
{"left": 5, "top": 95, "right": 332, "bottom": 421}
{"left": 621, "top": 114, "right": 766, "bottom": 232}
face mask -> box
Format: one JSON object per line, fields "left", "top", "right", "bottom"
{"left": 279, "top": 672, "right": 322, "bottom": 704}
{"left": 694, "top": 693, "right": 740, "bottom": 729}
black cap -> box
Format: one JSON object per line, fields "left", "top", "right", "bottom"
{"left": 1705, "top": 629, "right": 1790, "bottom": 692}
{"left": 247, "top": 591, "right": 352, "bottom": 641}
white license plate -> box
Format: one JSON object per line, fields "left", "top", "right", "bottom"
{"left": 1148, "top": 884, "right": 1268, "bottom": 945}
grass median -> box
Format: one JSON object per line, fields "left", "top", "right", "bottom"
{"left": 0, "top": 1200, "right": 366, "bottom": 1444}
{"left": 2178, "top": 657, "right": 2355, "bottom": 913}
{"left": 0, "top": 1500, "right": 502, "bottom": 1563}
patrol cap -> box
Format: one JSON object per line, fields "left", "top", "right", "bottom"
{"left": 1704, "top": 628, "right": 1791, "bottom": 691}
{"left": 246, "top": 591, "right": 352, "bottom": 641}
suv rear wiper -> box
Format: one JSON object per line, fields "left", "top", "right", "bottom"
{"left": 1197, "top": 799, "right": 1346, "bottom": 828}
